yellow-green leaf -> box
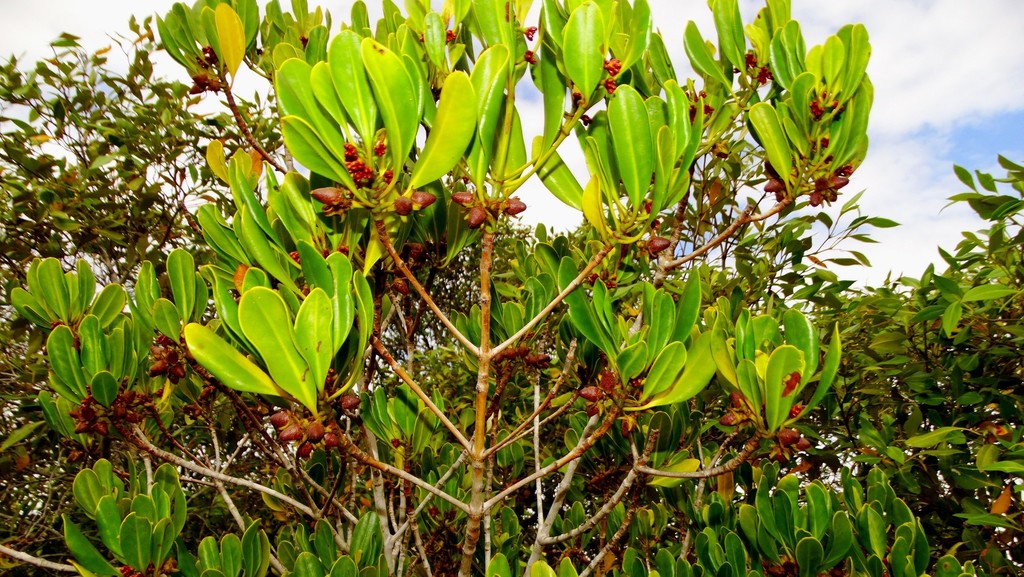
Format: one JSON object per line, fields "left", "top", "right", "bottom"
{"left": 410, "top": 71, "right": 477, "bottom": 188}
{"left": 184, "top": 323, "right": 285, "bottom": 398}
{"left": 215, "top": 4, "right": 246, "bottom": 79}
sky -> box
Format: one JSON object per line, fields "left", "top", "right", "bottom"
{"left": 2, "top": 0, "right": 1023, "bottom": 286}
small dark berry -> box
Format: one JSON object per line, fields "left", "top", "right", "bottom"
{"left": 451, "top": 191, "right": 474, "bottom": 206}
{"left": 504, "top": 198, "right": 527, "bottom": 216}
{"left": 648, "top": 236, "right": 671, "bottom": 254}
{"left": 279, "top": 424, "right": 303, "bottom": 443}
{"left": 466, "top": 206, "right": 487, "bottom": 229}
{"left": 297, "top": 442, "right": 314, "bottom": 459}
{"left": 270, "top": 411, "right": 290, "bottom": 430}
{"left": 394, "top": 196, "right": 413, "bottom": 216}
{"left": 340, "top": 394, "right": 361, "bottom": 411}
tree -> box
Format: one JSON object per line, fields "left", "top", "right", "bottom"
{"left": 1, "top": 1, "right": 981, "bottom": 577}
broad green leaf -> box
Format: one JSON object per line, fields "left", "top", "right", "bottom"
{"left": 47, "top": 325, "right": 87, "bottom": 400}
{"left": 361, "top": 37, "right": 419, "bottom": 168}
{"left": 184, "top": 323, "right": 285, "bottom": 397}
{"left": 683, "top": 21, "right": 730, "bottom": 87}
{"left": 466, "top": 44, "right": 510, "bottom": 181}
{"left": 562, "top": 2, "right": 606, "bottom": 100}
{"left": 534, "top": 142, "right": 583, "bottom": 210}
{"left": 242, "top": 522, "right": 272, "bottom": 577}
{"left": 962, "top": 284, "right": 1017, "bottom": 302}
{"left": 64, "top": 515, "right": 119, "bottom": 576}
{"left": 797, "top": 323, "right": 840, "bottom": 419}
{"left": 764, "top": 344, "right": 805, "bottom": 431}
{"left": 646, "top": 458, "right": 700, "bottom": 487}
{"left": 167, "top": 249, "right": 197, "bottom": 324}
{"left": 294, "top": 288, "right": 335, "bottom": 395}
{"left": 635, "top": 331, "right": 717, "bottom": 410}
{"left": 120, "top": 513, "right": 153, "bottom": 572}
{"left": 641, "top": 341, "right": 688, "bottom": 401}
{"left": 329, "top": 31, "right": 378, "bottom": 146}
{"left": 91, "top": 372, "right": 118, "bottom": 408}
{"left": 711, "top": 0, "right": 745, "bottom": 71}
{"left": 152, "top": 298, "right": 182, "bottom": 340}
{"left": 749, "top": 102, "right": 792, "bottom": 184}
{"left": 38, "top": 258, "right": 71, "bottom": 322}
{"left": 90, "top": 284, "right": 127, "bottom": 328}
{"left": 795, "top": 537, "right": 823, "bottom": 577}
{"left": 215, "top": 4, "right": 245, "bottom": 78}
{"left": 904, "top": 426, "right": 966, "bottom": 448}
{"left": 281, "top": 116, "right": 356, "bottom": 189}
{"left": 608, "top": 85, "right": 653, "bottom": 207}
{"left": 410, "top": 71, "right": 477, "bottom": 188}
{"left": 239, "top": 287, "right": 317, "bottom": 412}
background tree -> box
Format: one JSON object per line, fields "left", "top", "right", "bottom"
{"left": 0, "top": 1, "right": 991, "bottom": 577}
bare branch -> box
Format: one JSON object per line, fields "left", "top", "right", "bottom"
{"left": 0, "top": 544, "right": 76, "bottom": 573}
{"left": 636, "top": 433, "right": 760, "bottom": 479}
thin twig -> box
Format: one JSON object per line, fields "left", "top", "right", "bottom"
{"left": 0, "top": 544, "right": 76, "bottom": 573}
{"left": 375, "top": 220, "right": 479, "bottom": 355}
{"left": 636, "top": 432, "right": 760, "bottom": 479}
{"left": 219, "top": 70, "right": 285, "bottom": 174}
{"left": 491, "top": 246, "right": 612, "bottom": 357}
{"left": 662, "top": 200, "right": 792, "bottom": 271}
{"left": 578, "top": 509, "right": 635, "bottom": 577}
{"left": 372, "top": 336, "right": 472, "bottom": 452}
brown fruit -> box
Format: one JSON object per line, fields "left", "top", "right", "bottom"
{"left": 451, "top": 191, "right": 474, "bottom": 206}
{"left": 297, "top": 442, "right": 314, "bottom": 460}
{"left": 795, "top": 436, "right": 811, "bottom": 451}
{"left": 340, "top": 394, "right": 361, "bottom": 411}
{"left": 730, "top": 391, "right": 745, "bottom": 409}
{"left": 279, "top": 424, "right": 303, "bottom": 443}
{"left": 270, "top": 411, "right": 290, "bottom": 430}
{"left": 394, "top": 196, "right": 413, "bottom": 216}
{"left": 411, "top": 190, "right": 437, "bottom": 209}
{"left": 311, "top": 187, "right": 346, "bottom": 206}
{"left": 504, "top": 198, "right": 527, "bottom": 216}
{"left": 764, "top": 178, "right": 785, "bottom": 193}
{"left": 778, "top": 428, "right": 800, "bottom": 446}
{"left": 323, "top": 432, "right": 340, "bottom": 448}
{"left": 580, "top": 386, "right": 602, "bottom": 402}
{"left": 392, "top": 278, "right": 410, "bottom": 296}
{"left": 720, "top": 412, "right": 738, "bottom": 426}
{"left": 833, "top": 176, "right": 850, "bottom": 189}
{"left": 466, "top": 206, "right": 487, "bottom": 229}
{"left": 648, "top": 236, "right": 672, "bottom": 254}
{"left": 92, "top": 421, "right": 109, "bottom": 436}
{"left": 306, "top": 421, "right": 325, "bottom": 442}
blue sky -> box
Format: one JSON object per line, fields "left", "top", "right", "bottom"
{"left": 2, "top": 0, "right": 1023, "bottom": 285}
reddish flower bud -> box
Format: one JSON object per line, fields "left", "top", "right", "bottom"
{"left": 324, "top": 432, "right": 340, "bottom": 448}
{"left": 306, "top": 421, "right": 325, "bottom": 442}
{"left": 505, "top": 198, "right": 527, "bottom": 216}
{"left": 580, "top": 386, "right": 602, "bottom": 402}
{"left": 764, "top": 179, "right": 785, "bottom": 194}
{"left": 411, "top": 190, "right": 437, "bottom": 209}
{"left": 795, "top": 436, "right": 811, "bottom": 451}
{"left": 340, "top": 394, "right": 361, "bottom": 411}
{"left": 730, "top": 391, "right": 745, "bottom": 409}
{"left": 394, "top": 196, "right": 413, "bottom": 216}
{"left": 393, "top": 278, "right": 410, "bottom": 296}
{"left": 270, "top": 411, "right": 290, "bottom": 430}
{"left": 648, "top": 236, "right": 671, "bottom": 254}
{"left": 279, "top": 424, "right": 303, "bottom": 443}
{"left": 778, "top": 428, "right": 800, "bottom": 446}
{"left": 451, "top": 191, "right": 474, "bottom": 206}
{"left": 833, "top": 176, "right": 850, "bottom": 189}
{"left": 92, "top": 421, "right": 109, "bottom": 436}
{"left": 297, "top": 441, "right": 314, "bottom": 460}
{"left": 720, "top": 412, "right": 738, "bottom": 426}
{"left": 311, "top": 187, "right": 347, "bottom": 206}
{"left": 466, "top": 206, "right": 487, "bottom": 229}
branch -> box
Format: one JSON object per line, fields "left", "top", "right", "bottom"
{"left": 391, "top": 450, "right": 468, "bottom": 544}
{"left": 491, "top": 246, "right": 612, "bottom": 357}
{"left": 336, "top": 428, "right": 471, "bottom": 514}
{"left": 129, "top": 426, "right": 317, "bottom": 518}
{"left": 483, "top": 340, "right": 577, "bottom": 459}
{"left": 577, "top": 508, "right": 635, "bottom": 577}
{"left": 375, "top": 220, "right": 479, "bottom": 355}
{"left": 662, "top": 199, "right": 792, "bottom": 271}
{"left": 0, "top": 544, "right": 76, "bottom": 573}
{"left": 542, "top": 431, "right": 658, "bottom": 546}
{"left": 636, "top": 433, "right": 761, "bottom": 479}
{"left": 485, "top": 404, "right": 621, "bottom": 510}
{"left": 219, "top": 70, "right": 286, "bottom": 174}
{"left": 372, "top": 336, "right": 472, "bottom": 452}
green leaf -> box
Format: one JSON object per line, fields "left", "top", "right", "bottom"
{"left": 292, "top": 552, "right": 327, "bottom": 577}
{"left": 904, "top": 426, "right": 966, "bottom": 448}
{"left": 562, "top": 2, "right": 606, "bottom": 100}
{"left": 38, "top": 258, "right": 71, "bottom": 322}
{"left": 711, "top": 0, "right": 745, "bottom": 71}
{"left": 764, "top": 344, "right": 805, "bottom": 431}
{"left": 941, "top": 301, "right": 962, "bottom": 337}
{"left": 242, "top": 522, "right": 271, "bottom": 577}
{"left": 328, "top": 31, "right": 378, "bottom": 146}
{"left": 466, "top": 44, "right": 511, "bottom": 182}
{"left": 47, "top": 325, "right": 87, "bottom": 401}
{"left": 487, "top": 554, "right": 512, "bottom": 577}
{"left": 238, "top": 287, "right": 317, "bottom": 412}
{"left": 281, "top": 116, "right": 355, "bottom": 189}
{"left": 683, "top": 21, "right": 730, "bottom": 87}
{"left": 962, "top": 284, "right": 1017, "bottom": 302}
{"left": 410, "top": 71, "right": 477, "bottom": 188}
{"left": 535, "top": 143, "right": 583, "bottom": 210}
{"left": 361, "top": 37, "right": 419, "bottom": 168}
{"left": 152, "top": 298, "right": 182, "bottom": 340}
{"left": 184, "top": 323, "right": 285, "bottom": 398}
{"left": 797, "top": 323, "right": 840, "bottom": 419}
{"left": 89, "top": 284, "right": 126, "bottom": 328}
{"left": 749, "top": 102, "right": 793, "bottom": 183}
{"left": 635, "top": 331, "right": 717, "bottom": 410}
{"left": 795, "top": 537, "right": 823, "bottom": 577}
{"left": 0, "top": 421, "right": 44, "bottom": 452}
{"left": 91, "top": 372, "right": 119, "bottom": 408}
{"left": 641, "top": 341, "right": 688, "bottom": 401}
{"left": 294, "top": 288, "right": 335, "bottom": 396}
{"left": 215, "top": 4, "right": 245, "bottom": 78}
{"left": 64, "top": 515, "right": 119, "bottom": 576}
{"left": 168, "top": 249, "right": 197, "bottom": 324}
{"left": 608, "top": 85, "right": 653, "bottom": 208}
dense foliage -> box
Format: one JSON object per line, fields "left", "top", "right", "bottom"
{"left": 0, "top": 1, "right": 1017, "bottom": 577}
